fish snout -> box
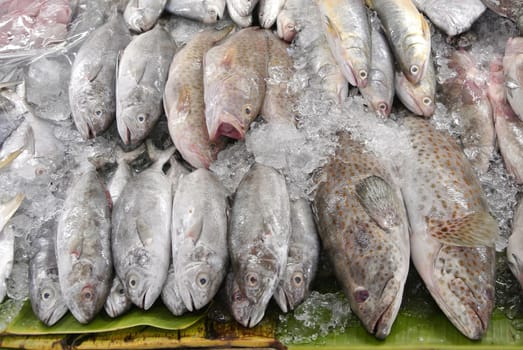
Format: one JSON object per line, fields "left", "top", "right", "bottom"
{"left": 43, "top": 303, "right": 68, "bottom": 326}
{"left": 273, "top": 286, "right": 289, "bottom": 313}
{"left": 208, "top": 110, "right": 245, "bottom": 141}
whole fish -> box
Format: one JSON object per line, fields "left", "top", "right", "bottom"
{"left": 313, "top": 134, "right": 410, "bottom": 339}
{"left": 112, "top": 141, "right": 174, "bottom": 310}
{"left": 399, "top": 116, "right": 497, "bottom": 340}
{"left": 412, "top": 0, "right": 486, "bottom": 37}
{"left": 171, "top": 169, "right": 229, "bottom": 312}
{"left": 316, "top": 0, "right": 371, "bottom": 87}
{"left": 227, "top": 0, "right": 258, "bottom": 16}
{"left": 29, "top": 227, "right": 68, "bottom": 326}
{"left": 488, "top": 56, "right": 523, "bottom": 184}
{"left": 480, "top": 0, "right": 523, "bottom": 23}
{"left": 164, "top": 27, "right": 232, "bottom": 169}
{"left": 367, "top": 0, "right": 431, "bottom": 84}
{"left": 165, "top": 0, "right": 226, "bottom": 23}
{"left": 227, "top": 163, "right": 291, "bottom": 328}
{"left": 359, "top": 26, "right": 394, "bottom": 118}
{"left": 507, "top": 198, "right": 523, "bottom": 290}
{"left": 69, "top": 13, "right": 131, "bottom": 139}
{"left": 56, "top": 167, "right": 112, "bottom": 324}
{"left": 124, "top": 0, "right": 167, "bottom": 32}
{"left": 442, "top": 50, "right": 494, "bottom": 175}
{"left": 259, "top": 0, "right": 285, "bottom": 28}
{"left": 273, "top": 199, "right": 319, "bottom": 313}
{"left": 104, "top": 276, "right": 132, "bottom": 317}
{"left": 107, "top": 145, "right": 145, "bottom": 204}
{"left": 0, "top": 193, "right": 24, "bottom": 304}
{"left": 116, "top": 25, "right": 176, "bottom": 145}
{"left": 309, "top": 36, "right": 348, "bottom": 104}
{"left": 226, "top": 0, "right": 252, "bottom": 27}
{"left": 503, "top": 37, "right": 523, "bottom": 120}
{"left": 161, "top": 264, "right": 188, "bottom": 315}
{"left": 204, "top": 27, "right": 269, "bottom": 141}
{"left": 395, "top": 57, "right": 436, "bottom": 117}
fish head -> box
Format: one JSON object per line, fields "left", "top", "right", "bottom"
{"left": 31, "top": 280, "right": 68, "bottom": 326}
{"left": 104, "top": 277, "right": 131, "bottom": 318}
{"left": 338, "top": 47, "right": 369, "bottom": 88}
{"left": 362, "top": 73, "right": 393, "bottom": 118}
{"left": 176, "top": 246, "right": 227, "bottom": 311}
{"left": 202, "top": 0, "right": 225, "bottom": 23}
{"left": 71, "top": 93, "right": 113, "bottom": 139}
{"left": 237, "top": 254, "right": 279, "bottom": 306}
{"left": 124, "top": 2, "right": 157, "bottom": 32}
{"left": 161, "top": 267, "right": 188, "bottom": 315}
{"left": 395, "top": 71, "right": 435, "bottom": 117}
{"left": 276, "top": 11, "right": 297, "bottom": 43}
{"left": 273, "top": 262, "right": 310, "bottom": 313}
{"left": 226, "top": 272, "right": 266, "bottom": 328}
{"left": 123, "top": 264, "right": 161, "bottom": 310}
{"left": 117, "top": 105, "right": 156, "bottom": 145}
{"left": 401, "top": 37, "right": 430, "bottom": 84}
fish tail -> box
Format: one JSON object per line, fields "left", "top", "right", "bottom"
{"left": 146, "top": 140, "right": 176, "bottom": 169}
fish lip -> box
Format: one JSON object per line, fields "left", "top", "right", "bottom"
{"left": 372, "top": 298, "right": 395, "bottom": 339}
{"left": 208, "top": 111, "right": 245, "bottom": 141}
{"left": 273, "top": 287, "right": 289, "bottom": 313}
{"left": 179, "top": 286, "right": 195, "bottom": 312}
{"left": 43, "top": 304, "right": 68, "bottom": 326}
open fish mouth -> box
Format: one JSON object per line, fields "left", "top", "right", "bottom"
{"left": 208, "top": 111, "right": 245, "bottom": 141}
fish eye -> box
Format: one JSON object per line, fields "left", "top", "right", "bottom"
{"left": 82, "top": 288, "right": 94, "bottom": 302}
{"left": 378, "top": 102, "right": 388, "bottom": 111}
{"left": 137, "top": 114, "right": 146, "bottom": 123}
{"left": 410, "top": 65, "right": 419, "bottom": 75}
{"left": 359, "top": 70, "right": 367, "bottom": 80}
{"left": 119, "top": 288, "right": 125, "bottom": 295}
{"left": 233, "top": 291, "right": 243, "bottom": 302}
{"left": 243, "top": 104, "right": 253, "bottom": 116}
{"left": 196, "top": 272, "right": 210, "bottom": 287}
{"left": 94, "top": 109, "right": 103, "bottom": 117}
{"left": 291, "top": 272, "right": 304, "bottom": 287}
{"left": 423, "top": 97, "right": 432, "bottom": 105}
{"left": 41, "top": 288, "right": 54, "bottom": 301}
{"left": 354, "top": 288, "right": 369, "bottom": 303}
{"left": 128, "top": 274, "right": 139, "bottom": 289}
{"left": 246, "top": 272, "right": 259, "bottom": 287}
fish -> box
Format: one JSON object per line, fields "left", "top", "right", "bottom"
{"left": 309, "top": 36, "right": 348, "bottom": 104}
{"left": 488, "top": 56, "right": 523, "bottom": 184}
{"left": 259, "top": 0, "right": 285, "bottom": 28}
{"left": 503, "top": 37, "right": 523, "bottom": 120}
{"left": 316, "top": 0, "right": 371, "bottom": 87}
{"left": 367, "top": 0, "right": 431, "bottom": 84}
{"left": 69, "top": 12, "right": 131, "bottom": 139}
{"left": 442, "top": 50, "right": 494, "bottom": 175}
{"left": 226, "top": 0, "right": 252, "bottom": 27}
{"left": 104, "top": 276, "right": 132, "bottom": 317}
{"left": 124, "top": 0, "right": 167, "bottom": 32}
{"left": 227, "top": 0, "right": 258, "bottom": 16}
{"left": 0, "top": 193, "right": 24, "bottom": 304}
{"left": 508, "top": 198, "right": 523, "bottom": 290}
{"left": 273, "top": 198, "right": 319, "bottom": 313}
{"left": 480, "top": 0, "right": 523, "bottom": 23}
{"left": 161, "top": 264, "right": 188, "bottom": 315}
{"left": 28, "top": 225, "right": 68, "bottom": 326}
{"left": 0, "top": 148, "right": 23, "bottom": 170}
{"left": 276, "top": 8, "right": 297, "bottom": 43}
{"left": 313, "top": 134, "right": 410, "bottom": 339}
{"left": 399, "top": 116, "right": 498, "bottom": 340}
{"left": 56, "top": 166, "right": 112, "bottom": 324}
{"left": 171, "top": 169, "right": 229, "bottom": 312}
{"left": 412, "top": 0, "right": 486, "bottom": 37}
{"left": 227, "top": 163, "right": 291, "bottom": 328}
{"left": 359, "top": 26, "right": 394, "bottom": 118}
{"left": 395, "top": 57, "right": 436, "bottom": 117}
{"left": 107, "top": 145, "right": 145, "bottom": 204}
{"left": 165, "top": 0, "right": 226, "bottom": 23}
{"left": 112, "top": 141, "right": 174, "bottom": 310}
{"left": 164, "top": 27, "right": 232, "bottom": 169}
{"left": 116, "top": 25, "right": 176, "bottom": 145}
{"left": 166, "top": 155, "right": 190, "bottom": 192}
{"left": 204, "top": 27, "right": 269, "bottom": 141}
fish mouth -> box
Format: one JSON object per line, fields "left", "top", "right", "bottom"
{"left": 237, "top": 305, "right": 266, "bottom": 328}
{"left": 76, "top": 119, "right": 96, "bottom": 139}
{"left": 273, "top": 287, "right": 289, "bottom": 313}
{"left": 208, "top": 111, "right": 245, "bottom": 141}
{"left": 179, "top": 287, "right": 196, "bottom": 312}
{"left": 104, "top": 300, "right": 118, "bottom": 318}
{"left": 43, "top": 304, "right": 68, "bottom": 326}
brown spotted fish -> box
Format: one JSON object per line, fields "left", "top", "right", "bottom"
{"left": 313, "top": 133, "right": 410, "bottom": 339}
{"left": 399, "top": 116, "right": 498, "bottom": 340}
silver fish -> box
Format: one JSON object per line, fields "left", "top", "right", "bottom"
{"left": 0, "top": 193, "right": 24, "bottom": 304}
{"left": 165, "top": 0, "right": 226, "bottom": 23}
{"left": 508, "top": 198, "right": 523, "bottom": 290}
{"left": 29, "top": 227, "right": 68, "bottom": 326}
{"left": 107, "top": 145, "right": 145, "bottom": 204}
{"left": 56, "top": 167, "right": 112, "bottom": 324}
{"left": 503, "top": 37, "right": 523, "bottom": 120}
{"left": 226, "top": 0, "right": 253, "bottom": 27}
{"left": 124, "top": 0, "right": 167, "bottom": 32}
{"left": 259, "top": 0, "right": 285, "bottom": 28}
{"left": 171, "top": 169, "right": 229, "bottom": 312}
{"left": 273, "top": 198, "right": 319, "bottom": 313}
{"left": 227, "top": 163, "right": 291, "bottom": 328}
{"left": 112, "top": 141, "right": 174, "bottom": 310}
{"left": 227, "top": 0, "right": 258, "bottom": 16}
{"left": 69, "top": 13, "right": 131, "bottom": 139}
{"left": 395, "top": 57, "right": 436, "bottom": 117}
{"left": 161, "top": 264, "right": 188, "bottom": 315}
{"left": 116, "top": 25, "right": 176, "bottom": 145}
{"left": 104, "top": 276, "right": 132, "bottom": 317}
{"left": 400, "top": 116, "right": 498, "bottom": 339}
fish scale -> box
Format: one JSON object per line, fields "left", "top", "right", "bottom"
{"left": 503, "top": 37, "right": 523, "bottom": 120}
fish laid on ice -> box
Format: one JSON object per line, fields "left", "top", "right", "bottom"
{"left": 316, "top": 0, "right": 371, "bottom": 87}
{"left": 116, "top": 25, "right": 176, "bottom": 145}
{"left": 124, "top": 0, "right": 167, "bottom": 32}
{"left": 508, "top": 198, "right": 523, "bottom": 290}
{"left": 399, "top": 116, "right": 497, "bottom": 340}
{"left": 164, "top": 27, "right": 232, "bottom": 169}
{"left": 107, "top": 145, "right": 145, "bottom": 204}
{"left": 259, "top": 0, "right": 285, "bottom": 28}
{"left": 367, "top": 0, "right": 431, "bottom": 84}
{"left": 227, "top": 163, "right": 291, "bottom": 328}
{"left": 395, "top": 57, "right": 436, "bottom": 117}
{"left": 488, "top": 56, "right": 523, "bottom": 184}
{"left": 165, "top": 0, "right": 226, "bottom": 23}
{"left": 29, "top": 226, "right": 68, "bottom": 326}
{"left": 104, "top": 276, "right": 132, "bottom": 318}
{"left": 412, "top": 0, "right": 486, "bottom": 37}
{"left": 274, "top": 199, "right": 319, "bottom": 313}
{"left": 503, "top": 37, "right": 523, "bottom": 120}
{"left": 69, "top": 12, "right": 131, "bottom": 139}
{"left": 0, "top": 194, "right": 24, "bottom": 304}
{"left": 313, "top": 134, "right": 409, "bottom": 339}
{"left": 360, "top": 26, "right": 394, "bottom": 118}
{"left": 171, "top": 169, "right": 229, "bottom": 312}
{"left": 442, "top": 50, "right": 494, "bottom": 174}
{"left": 112, "top": 141, "right": 174, "bottom": 310}
{"left": 56, "top": 167, "right": 112, "bottom": 324}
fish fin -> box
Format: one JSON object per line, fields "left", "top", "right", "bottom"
{"left": 322, "top": 15, "right": 343, "bottom": 42}
{"left": 420, "top": 14, "right": 430, "bottom": 40}
{"left": 146, "top": 140, "right": 176, "bottom": 170}
{"left": 86, "top": 62, "right": 103, "bottom": 82}
{"left": 184, "top": 218, "right": 204, "bottom": 244}
{"left": 117, "top": 143, "right": 146, "bottom": 164}
{"left": 136, "top": 219, "right": 153, "bottom": 247}
{"left": 427, "top": 212, "right": 499, "bottom": 247}
{"left": 176, "top": 86, "right": 191, "bottom": 115}
{"left": 0, "top": 193, "right": 24, "bottom": 232}
{"left": 221, "top": 47, "right": 237, "bottom": 70}
{"left": 355, "top": 175, "right": 401, "bottom": 230}
{"left": 0, "top": 147, "right": 24, "bottom": 170}
{"left": 130, "top": 63, "right": 146, "bottom": 85}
